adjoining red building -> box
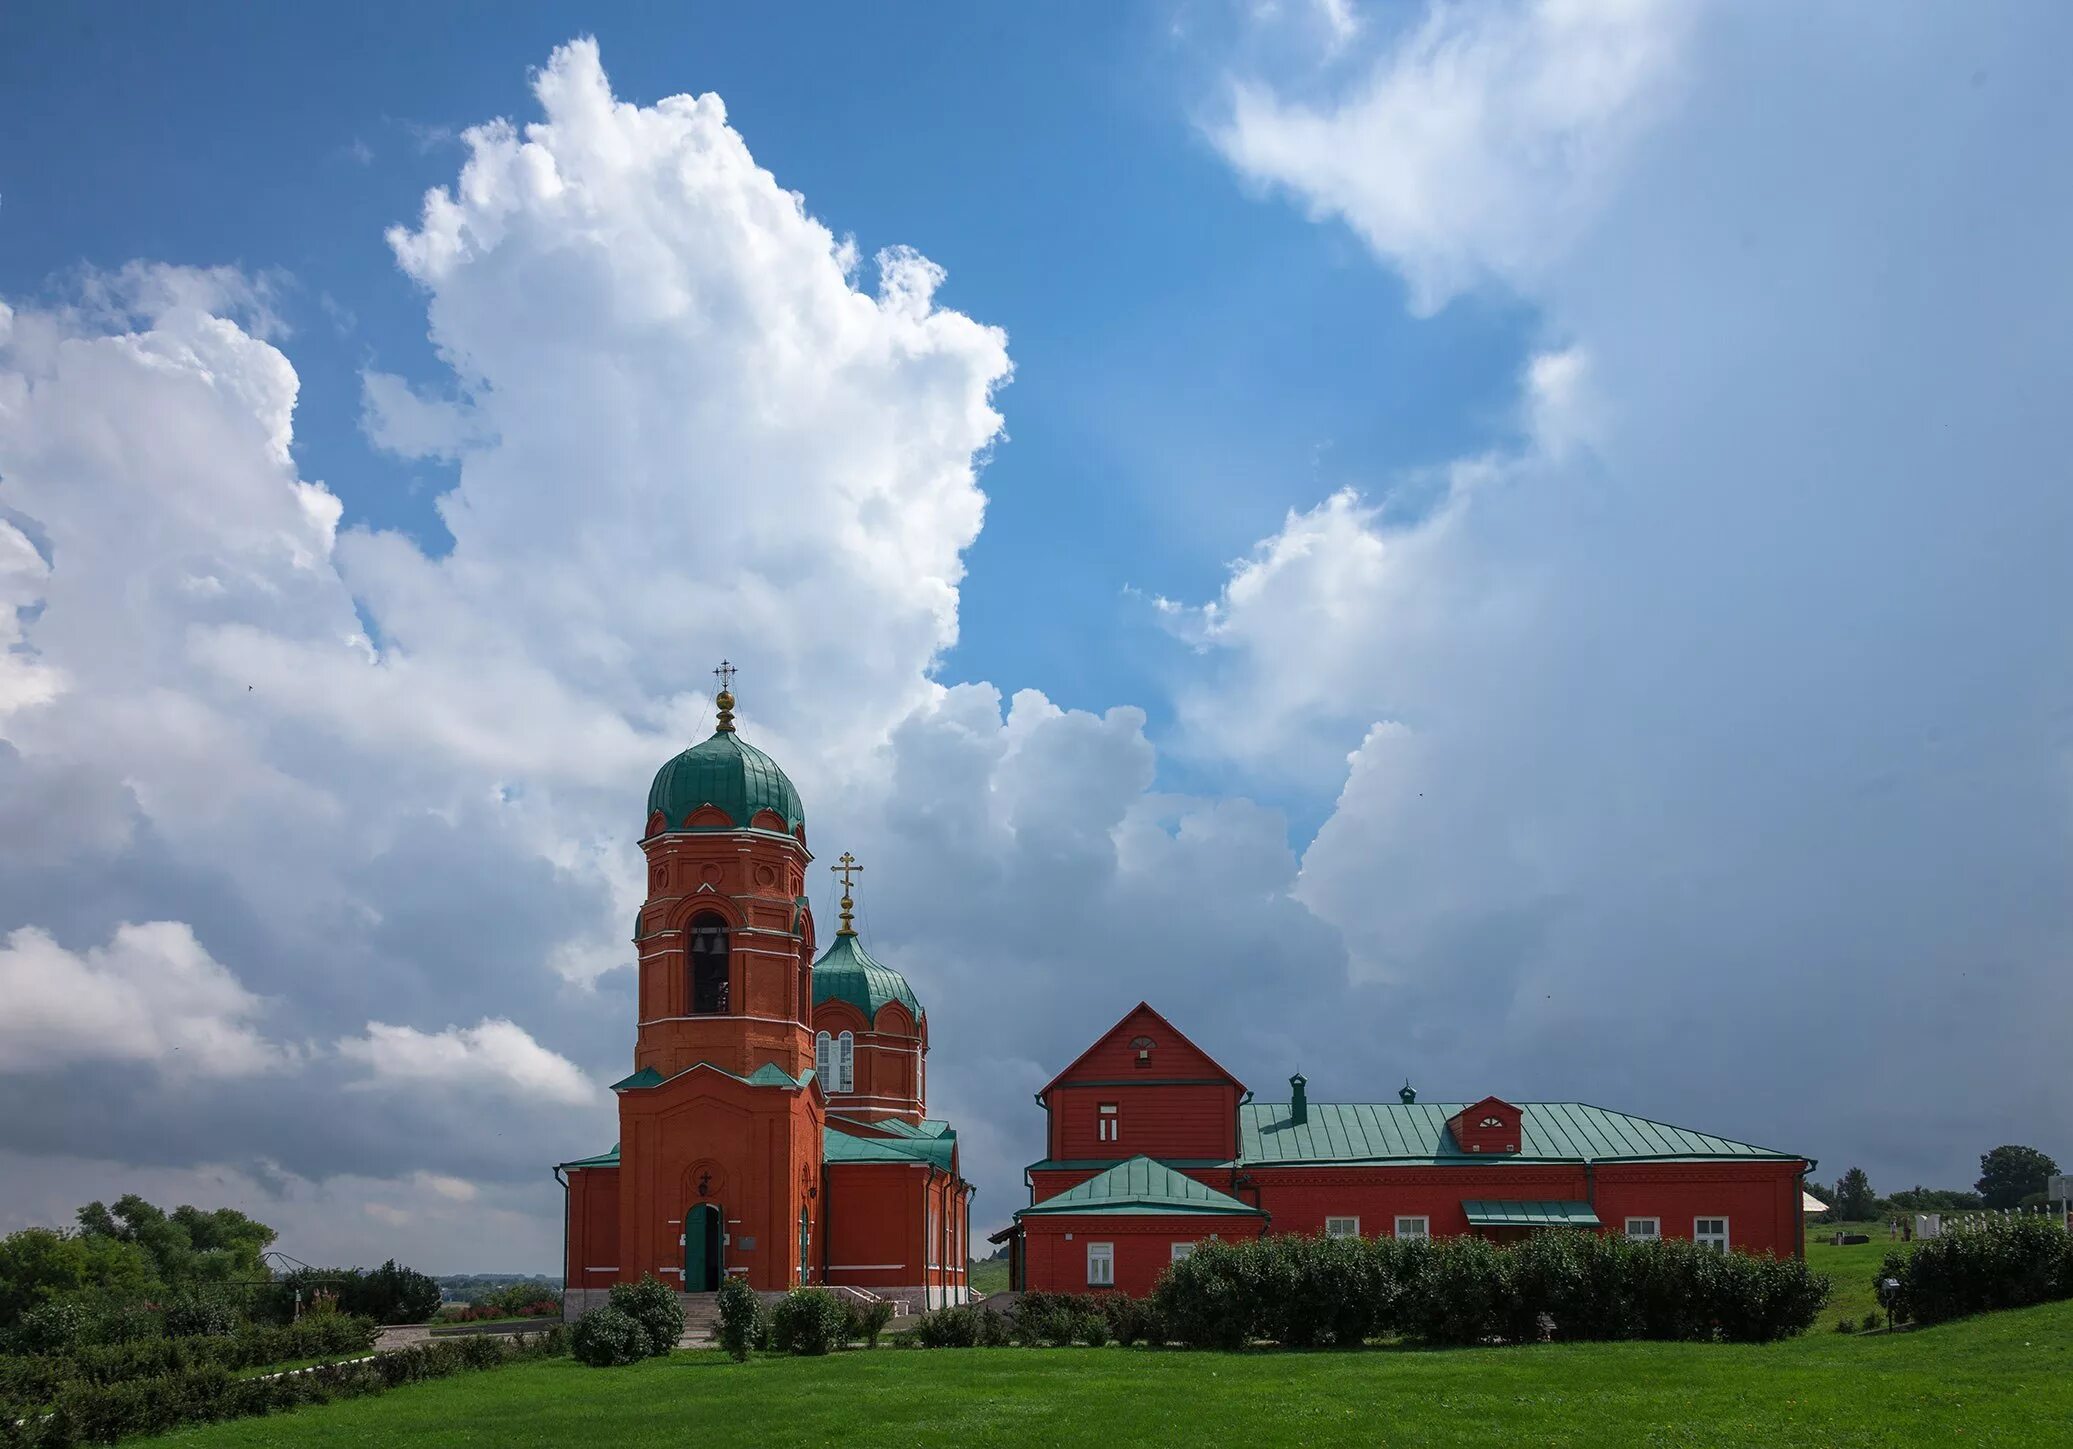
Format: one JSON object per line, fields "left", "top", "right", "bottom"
{"left": 1001, "top": 1004, "right": 1814, "bottom": 1297}
{"left": 557, "top": 677, "right": 972, "bottom": 1316}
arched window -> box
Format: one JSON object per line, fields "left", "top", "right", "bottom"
{"left": 688, "top": 913, "right": 730, "bottom": 1015}
{"left": 837, "top": 1031, "right": 855, "bottom": 1093}
{"left": 815, "top": 1031, "right": 832, "bottom": 1084}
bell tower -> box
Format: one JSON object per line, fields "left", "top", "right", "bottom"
{"left": 633, "top": 662, "right": 817, "bottom": 1080}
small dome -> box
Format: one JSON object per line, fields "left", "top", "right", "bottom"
{"left": 647, "top": 729, "right": 805, "bottom": 834}
{"left": 812, "top": 932, "right": 923, "bottom": 1024}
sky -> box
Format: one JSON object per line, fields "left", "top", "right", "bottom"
{"left": 0, "top": 0, "right": 2068, "bottom": 1271}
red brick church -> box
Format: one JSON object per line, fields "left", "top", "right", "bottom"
{"left": 556, "top": 671, "right": 972, "bottom": 1313}
{"left": 999, "top": 1003, "right": 1814, "bottom": 1297}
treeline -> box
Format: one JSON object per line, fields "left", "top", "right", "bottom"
{"left": 433, "top": 1274, "right": 562, "bottom": 1305}
{"left": 1812, "top": 1144, "right": 2061, "bottom": 1220}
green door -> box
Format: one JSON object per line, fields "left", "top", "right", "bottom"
{"left": 685, "top": 1204, "right": 721, "bottom": 1290}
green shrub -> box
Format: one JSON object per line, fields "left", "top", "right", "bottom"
{"left": 1151, "top": 1238, "right": 1265, "bottom": 1350}
{"left": 1097, "top": 1292, "right": 1161, "bottom": 1346}
{"left": 715, "top": 1276, "right": 762, "bottom": 1362}
{"left": 8, "top": 1331, "right": 560, "bottom": 1445}
{"left": 1883, "top": 1216, "right": 2073, "bottom": 1325}
{"left": 570, "top": 1304, "right": 652, "bottom": 1367}
{"left": 0, "top": 1314, "right": 379, "bottom": 1405}
{"left": 606, "top": 1274, "right": 683, "bottom": 1357}
{"left": 848, "top": 1298, "right": 895, "bottom": 1348}
{"left": 913, "top": 1304, "right": 983, "bottom": 1348}
{"left": 161, "top": 1293, "right": 238, "bottom": 1339}
{"left": 769, "top": 1288, "right": 846, "bottom": 1356}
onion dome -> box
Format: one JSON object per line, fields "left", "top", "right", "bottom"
{"left": 812, "top": 931, "right": 923, "bottom": 1023}
{"left": 646, "top": 674, "right": 805, "bottom": 833}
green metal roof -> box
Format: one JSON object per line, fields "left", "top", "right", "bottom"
{"left": 1238, "top": 1101, "right": 1801, "bottom": 1166}
{"left": 1017, "top": 1156, "right": 1265, "bottom": 1218}
{"left": 610, "top": 1060, "right": 814, "bottom": 1093}
{"left": 647, "top": 730, "right": 805, "bottom": 834}
{"left": 824, "top": 1126, "right": 955, "bottom": 1171}
{"left": 1462, "top": 1200, "right": 1602, "bottom": 1228}
{"left": 831, "top": 1114, "right": 953, "bottom": 1141}
{"left": 811, "top": 932, "right": 923, "bottom": 1022}
{"left": 557, "top": 1144, "right": 620, "bottom": 1170}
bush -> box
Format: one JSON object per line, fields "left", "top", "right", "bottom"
{"left": 845, "top": 1298, "right": 895, "bottom": 1349}
{"left": 1097, "top": 1292, "right": 1161, "bottom": 1346}
{"left": 161, "top": 1293, "right": 239, "bottom": 1339}
{"left": 1151, "top": 1239, "right": 1265, "bottom": 1350}
{"left": 715, "top": 1276, "right": 762, "bottom": 1362}
{"left": 769, "top": 1288, "right": 847, "bottom": 1356}
{"left": 913, "top": 1304, "right": 983, "bottom": 1348}
{"left": 0, "top": 1314, "right": 378, "bottom": 1405}
{"left": 606, "top": 1275, "right": 683, "bottom": 1357}
{"left": 1400, "top": 1234, "right": 1512, "bottom": 1346}
{"left": 570, "top": 1304, "right": 652, "bottom": 1367}
{"left": 1882, "top": 1215, "right": 2073, "bottom": 1325}
{"left": 6, "top": 1329, "right": 562, "bottom": 1446}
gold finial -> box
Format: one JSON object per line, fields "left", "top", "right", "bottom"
{"left": 831, "top": 851, "right": 862, "bottom": 936}
{"left": 712, "top": 659, "right": 737, "bottom": 733}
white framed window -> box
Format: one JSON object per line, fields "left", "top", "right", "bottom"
{"left": 814, "top": 1031, "right": 831, "bottom": 1084}
{"left": 1695, "top": 1217, "right": 1729, "bottom": 1252}
{"left": 1394, "top": 1216, "right": 1430, "bottom": 1240}
{"left": 836, "top": 1031, "right": 855, "bottom": 1093}
{"left": 1087, "top": 1241, "right": 1115, "bottom": 1287}
{"left": 1170, "top": 1241, "right": 1195, "bottom": 1262}
{"left": 1097, "top": 1102, "right": 1119, "bottom": 1142}
{"left": 1324, "top": 1216, "right": 1360, "bottom": 1239}
{"left": 1625, "top": 1217, "right": 1661, "bottom": 1241}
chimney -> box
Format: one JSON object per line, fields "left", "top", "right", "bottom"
{"left": 1289, "top": 1072, "right": 1308, "bottom": 1126}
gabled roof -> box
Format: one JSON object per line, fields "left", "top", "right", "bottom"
{"left": 1238, "top": 1100, "right": 1800, "bottom": 1166}
{"left": 1036, "top": 1002, "right": 1246, "bottom": 1102}
{"left": 1017, "top": 1156, "right": 1264, "bottom": 1218}
{"left": 830, "top": 1114, "right": 954, "bottom": 1141}
{"left": 823, "top": 1126, "right": 955, "bottom": 1172}
{"left": 610, "top": 1060, "right": 815, "bottom": 1093}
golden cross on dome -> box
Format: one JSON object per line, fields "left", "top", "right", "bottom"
{"left": 831, "top": 851, "right": 862, "bottom": 936}
{"left": 712, "top": 659, "right": 737, "bottom": 733}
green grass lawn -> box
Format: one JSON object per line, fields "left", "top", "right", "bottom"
{"left": 1804, "top": 1220, "right": 1914, "bottom": 1325}
{"left": 157, "top": 1298, "right": 2073, "bottom": 1449}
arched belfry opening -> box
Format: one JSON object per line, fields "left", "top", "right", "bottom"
{"left": 689, "top": 912, "right": 730, "bottom": 1015}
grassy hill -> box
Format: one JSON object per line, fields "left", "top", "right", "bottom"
{"left": 161, "top": 1297, "right": 2073, "bottom": 1448}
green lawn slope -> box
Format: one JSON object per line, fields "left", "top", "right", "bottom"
{"left": 159, "top": 1298, "right": 2073, "bottom": 1449}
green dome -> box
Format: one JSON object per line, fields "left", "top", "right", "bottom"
{"left": 647, "top": 729, "right": 805, "bottom": 834}
{"left": 813, "top": 932, "right": 923, "bottom": 1023}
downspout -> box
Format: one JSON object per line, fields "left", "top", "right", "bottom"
{"left": 1583, "top": 1158, "right": 1596, "bottom": 1228}
{"left": 1797, "top": 1157, "right": 1818, "bottom": 1261}
{"left": 819, "top": 1163, "right": 831, "bottom": 1285}
{"left": 552, "top": 1167, "right": 570, "bottom": 1315}
{"left": 921, "top": 1163, "right": 939, "bottom": 1311}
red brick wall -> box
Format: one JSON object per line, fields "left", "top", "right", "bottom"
{"left": 824, "top": 1161, "right": 924, "bottom": 1287}
{"left": 1047, "top": 1082, "right": 1239, "bottom": 1163}
{"left": 1021, "top": 1214, "right": 1259, "bottom": 1298}
{"left": 564, "top": 1165, "right": 621, "bottom": 1293}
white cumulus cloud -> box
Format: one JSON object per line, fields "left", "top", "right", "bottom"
{"left": 338, "top": 1019, "right": 598, "bottom": 1106}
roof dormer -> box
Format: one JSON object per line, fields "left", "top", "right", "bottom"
{"left": 1448, "top": 1095, "right": 1522, "bottom": 1155}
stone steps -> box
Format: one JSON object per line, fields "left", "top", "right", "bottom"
{"left": 676, "top": 1291, "right": 720, "bottom": 1346}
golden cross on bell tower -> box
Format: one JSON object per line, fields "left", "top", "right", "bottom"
{"left": 712, "top": 658, "right": 737, "bottom": 733}
{"left": 831, "top": 851, "right": 862, "bottom": 937}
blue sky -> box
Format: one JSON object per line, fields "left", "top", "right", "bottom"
{"left": 1, "top": 2, "right": 1528, "bottom": 739}
{"left": 1, "top": 2, "right": 2069, "bottom": 1269}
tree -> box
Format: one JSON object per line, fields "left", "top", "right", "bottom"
{"left": 0, "top": 1228, "right": 158, "bottom": 1327}
{"left": 1976, "top": 1145, "right": 2059, "bottom": 1210}
{"left": 75, "top": 1194, "right": 275, "bottom": 1286}
{"left": 1835, "top": 1167, "right": 1876, "bottom": 1220}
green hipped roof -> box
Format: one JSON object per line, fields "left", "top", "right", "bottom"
{"left": 824, "top": 1126, "right": 955, "bottom": 1171}
{"left": 1463, "top": 1200, "right": 1602, "bottom": 1228}
{"left": 1238, "top": 1101, "right": 1800, "bottom": 1166}
{"left": 812, "top": 932, "right": 923, "bottom": 1022}
{"left": 1018, "top": 1156, "right": 1265, "bottom": 1218}
{"left": 647, "top": 730, "right": 805, "bottom": 834}
{"left": 609, "top": 1061, "right": 815, "bottom": 1093}
{"left": 828, "top": 1114, "right": 953, "bottom": 1141}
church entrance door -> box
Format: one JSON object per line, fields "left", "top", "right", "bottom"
{"left": 684, "top": 1203, "right": 723, "bottom": 1290}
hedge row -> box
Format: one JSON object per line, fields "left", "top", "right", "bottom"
{"left": 0, "top": 1316, "right": 378, "bottom": 1408}
{"left": 1155, "top": 1232, "right": 1828, "bottom": 1347}
{"left": 906, "top": 1233, "right": 1829, "bottom": 1350}
{"left": 0, "top": 1328, "right": 565, "bottom": 1447}
{"left": 1881, "top": 1216, "right": 2073, "bottom": 1325}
